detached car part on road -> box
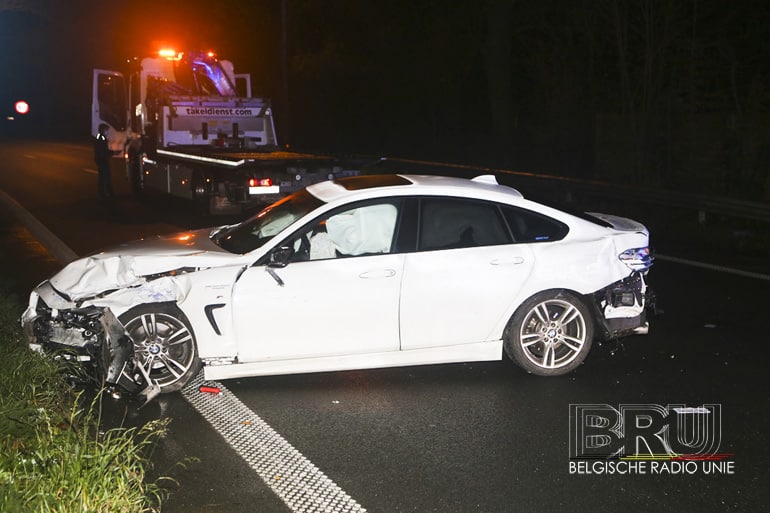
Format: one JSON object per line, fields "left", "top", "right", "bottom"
{"left": 22, "top": 174, "right": 654, "bottom": 400}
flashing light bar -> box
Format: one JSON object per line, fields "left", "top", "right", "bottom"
{"left": 157, "top": 49, "right": 218, "bottom": 60}
{"left": 159, "top": 49, "right": 183, "bottom": 60}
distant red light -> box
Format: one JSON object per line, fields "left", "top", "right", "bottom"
{"left": 14, "top": 101, "right": 29, "bottom": 115}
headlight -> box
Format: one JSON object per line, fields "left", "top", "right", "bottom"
{"left": 619, "top": 247, "right": 654, "bottom": 271}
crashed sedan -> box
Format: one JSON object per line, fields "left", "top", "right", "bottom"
{"left": 22, "top": 174, "right": 654, "bottom": 400}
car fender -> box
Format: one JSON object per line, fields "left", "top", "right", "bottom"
{"left": 173, "top": 265, "right": 247, "bottom": 360}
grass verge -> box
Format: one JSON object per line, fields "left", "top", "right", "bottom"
{"left": 0, "top": 290, "right": 171, "bottom": 513}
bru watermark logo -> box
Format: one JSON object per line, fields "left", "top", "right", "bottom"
{"left": 569, "top": 404, "right": 735, "bottom": 475}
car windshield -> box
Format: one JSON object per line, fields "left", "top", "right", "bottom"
{"left": 213, "top": 189, "right": 325, "bottom": 254}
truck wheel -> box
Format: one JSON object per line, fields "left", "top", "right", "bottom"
{"left": 126, "top": 148, "right": 144, "bottom": 197}
{"left": 119, "top": 304, "right": 201, "bottom": 393}
{"left": 503, "top": 290, "right": 593, "bottom": 376}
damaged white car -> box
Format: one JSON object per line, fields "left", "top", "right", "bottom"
{"left": 22, "top": 174, "right": 654, "bottom": 400}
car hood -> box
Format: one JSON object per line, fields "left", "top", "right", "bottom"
{"left": 47, "top": 228, "right": 238, "bottom": 299}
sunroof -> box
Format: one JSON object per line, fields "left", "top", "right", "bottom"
{"left": 334, "top": 174, "right": 412, "bottom": 191}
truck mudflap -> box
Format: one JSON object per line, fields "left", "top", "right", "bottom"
{"left": 591, "top": 272, "right": 656, "bottom": 339}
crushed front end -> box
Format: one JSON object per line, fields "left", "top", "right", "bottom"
{"left": 23, "top": 293, "right": 106, "bottom": 375}
{"left": 22, "top": 288, "right": 156, "bottom": 402}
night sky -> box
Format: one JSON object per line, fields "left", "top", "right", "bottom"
{"left": 1, "top": 0, "right": 281, "bottom": 134}
{"left": 2, "top": 1, "right": 769, "bottom": 199}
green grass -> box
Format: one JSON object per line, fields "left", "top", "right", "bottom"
{"left": 0, "top": 291, "right": 171, "bottom": 513}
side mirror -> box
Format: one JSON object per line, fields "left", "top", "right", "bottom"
{"left": 268, "top": 246, "right": 293, "bottom": 268}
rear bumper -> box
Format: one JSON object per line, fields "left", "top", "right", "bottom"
{"left": 591, "top": 272, "right": 654, "bottom": 339}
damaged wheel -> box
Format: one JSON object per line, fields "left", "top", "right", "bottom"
{"left": 504, "top": 291, "right": 593, "bottom": 376}
{"left": 119, "top": 304, "right": 201, "bottom": 393}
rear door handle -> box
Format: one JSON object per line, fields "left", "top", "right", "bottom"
{"left": 490, "top": 257, "right": 525, "bottom": 265}
{"left": 359, "top": 269, "right": 397, "bottom": 279}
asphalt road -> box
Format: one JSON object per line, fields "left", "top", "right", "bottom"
{"left": 1, "top": 139, "right": 768, "bottom": 512}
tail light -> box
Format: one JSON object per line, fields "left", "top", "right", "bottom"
{"left": 619, "top": 247, "right": 654, "bottom": 271}
{"left": 249, "top": 178, "right": 273, "bottom": 187}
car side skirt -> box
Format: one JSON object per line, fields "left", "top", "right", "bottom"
{"left": 203, "top": 340, "right": 504, "bottom": 381}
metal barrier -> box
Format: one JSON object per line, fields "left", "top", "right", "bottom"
{"left": 383, "top": 157, "right": 770, "bottom": 223}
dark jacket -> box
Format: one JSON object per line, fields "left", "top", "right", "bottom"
{"left": 94, "top": 134, "right": 111, "bottom": 167}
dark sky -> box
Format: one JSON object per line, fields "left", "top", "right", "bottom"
{"left": 1, "top": 0, "right": 281, "bottom": 135}
{"left": 2, "top": 1, "right": 769, "bottom": 198}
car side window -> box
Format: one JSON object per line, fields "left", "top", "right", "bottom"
{"left": 289, "top": 200, "right": 401, "bottom": 262}
{"left": 418, "top": 198, "right": 511, "bottom": 251}
{"left": 501, "top": 206, "right": 568, "bottom": 242}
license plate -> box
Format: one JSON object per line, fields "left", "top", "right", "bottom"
{"left": 249, "top": 186, "right": 281, "bottom": 195}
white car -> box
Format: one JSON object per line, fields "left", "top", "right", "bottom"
{"left": 22, "top": 174, "right": 653, "bottom": 399}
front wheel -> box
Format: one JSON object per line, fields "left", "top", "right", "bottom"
{"left": 119, "top": 304, "right": 201, "bottom": 393}
{"left": 504, "top": 291, "right": 593, "bottom": 376}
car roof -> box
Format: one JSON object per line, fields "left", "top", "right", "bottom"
{"left": 307, "top": 174, "right": 525, "bottom": 204}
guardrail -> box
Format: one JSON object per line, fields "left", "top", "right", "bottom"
{"left": 383, "top": 157, "right": 770, "bottom": 224}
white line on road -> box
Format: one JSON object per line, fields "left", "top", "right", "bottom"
{"left": 655, "top": 254, "right": 770, "bottom": 282}
{"left": 182, "top": 373, "right": 367, "bottom": 513}
{"left": 84, "top": 168, "right": 97, "bottom": 174}
{"left": 0, "top": 189, "right": 78, "bottom": 264}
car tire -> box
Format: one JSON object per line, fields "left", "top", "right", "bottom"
{"left": 119, "top": 303, "right": 201, "bottom": 393}
{"left": 504, "top": 290, "right": 593, "bottom": 376}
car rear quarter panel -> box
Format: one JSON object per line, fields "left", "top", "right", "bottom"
{"left": 485, "top": 226, "right": 648, "bottom": 340}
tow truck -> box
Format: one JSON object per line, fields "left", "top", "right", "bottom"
{"left": 92, "top": 49, "right": 360, "bottom": 214}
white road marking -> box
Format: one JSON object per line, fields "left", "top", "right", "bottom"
{"left": 84, "top": 168, "right": 98, "bottom": 174}
{"left": 0, "top": 189, "right": 79, "bottom": 264}
{"left": 656, "top": 254, "right": 770, "bottom": 282}
{"left": 182, "top": 373, "right": 367, "bottom": 513}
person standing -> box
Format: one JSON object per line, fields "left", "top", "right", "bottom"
{"left": 94, "top": 123, "right": 115, "bottom": 198}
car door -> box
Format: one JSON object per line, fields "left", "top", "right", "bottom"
{"left": 232, "top": 199, "right": 405, "bottom": 362}
{"left": 399, "top": 197, "right": 536, "bottom": 350}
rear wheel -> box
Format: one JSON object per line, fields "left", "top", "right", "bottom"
{"left": 119, "top": 304, "right": 201, "bottom": 393}
{"left": 504, "top": 291, "right": 593, "bottom": 376}
{"left": 126, "top": 148, "right": 144, "bottom": 197}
